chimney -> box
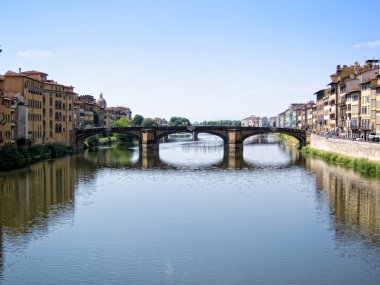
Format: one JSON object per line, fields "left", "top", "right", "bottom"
{"left": 336, "top": 65, "right": 341, "bottom": 71}
{"left": 18, "top": 68, "right": 21, "bottom": 73}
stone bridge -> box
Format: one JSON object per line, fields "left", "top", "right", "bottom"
{"left": 72, "top": 126, "right": 308, "bottom": 151}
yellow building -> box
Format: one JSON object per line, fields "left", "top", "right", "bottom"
{"left": 376, "top": 75, "right": 380, "bottom": 137}
{"left": 104, "top": 106, "right": 132, "bottom": 128}
{"left": 74, "top": 95, "right": 105, "bottom": 128}
{"left": 0, "top": 94, "right": 15, "bottom": 147}
{"left": 2, "top": 70, "right": 76, "bottom": 146}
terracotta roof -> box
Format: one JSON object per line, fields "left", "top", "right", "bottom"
{"left": 106, "top": 106, "right": 130, "bottom": 111}
{"left": 0, "top": 93, "right": 10, "bottom": 100}
{"left": 3, "top": 92, "right": 20, "bottom": 99}
{"left": 242, "top": 115, "right": 260, "bottom": 120}
{"left": 75, "top": 100, "right": 98, "bottom": 106}
{"left": 22, "top": 70, "right": 48, "bottom": 75}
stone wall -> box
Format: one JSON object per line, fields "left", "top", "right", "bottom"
{"left": 310, "top": 134, "right": 380, "bottom": 162}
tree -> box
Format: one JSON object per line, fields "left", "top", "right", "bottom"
{"left": 169, "top": 116, "right": 191, "bottom": 126}
{"left": 111, "top": 117, "right": 133, "bottom": 128}
{"left": 132, "top": 114, "right": 144, "bottom": 126}
{"left": 141, "top": 118, "right": 157, "bottom": 127}
{"left": 111, "top": 117, "right": 134, "bottom": 143}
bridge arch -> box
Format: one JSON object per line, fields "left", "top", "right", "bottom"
{"left": 74, "top": 128, "right": 142, "bottom": 149}
{"left": 240, "top": 128, "right": 306, "bottom": 148}
{"left": 155, "top": 129, "right": 228, "bottom": 144}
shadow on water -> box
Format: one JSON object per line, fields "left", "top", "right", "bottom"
{"left": 0, "top": 134, "right": 380, "bottom": 281}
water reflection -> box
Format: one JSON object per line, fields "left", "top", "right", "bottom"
{"left": 79, "top": 135, "right": 299, "bottom": 170}
{"left": 0, "top": 135, "right": 380, "bottom": 283}
{"left": 305, "top": 159, "right": 380, "bottom": 247}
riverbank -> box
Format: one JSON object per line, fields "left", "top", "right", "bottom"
{"left": 277, "top": 133, "right": 299, "bottom": 147}
{"left": 310, "top": 133, "right": 380, "bottom": 162}
{"left": 301, "top": 146, "right": 380, "bottom": 177}
{"left": 0, "top": 144, "right": 73, "bottom": 171}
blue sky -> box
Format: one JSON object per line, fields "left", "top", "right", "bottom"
{"left": 1, "top": 0, "right": 379, "bottom": 121}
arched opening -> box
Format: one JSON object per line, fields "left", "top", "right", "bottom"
{"left": 157, "top": 131, "right": 225, "bottom": 168}
{"left": 242, "top": 131, "right": 303, "bottom": 167}
{"left": 76, "top": 129, "right": 142, "bottom": 150}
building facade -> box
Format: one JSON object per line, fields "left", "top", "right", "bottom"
{"left": 1, "top": 70, "right": 76, "bottom": 146}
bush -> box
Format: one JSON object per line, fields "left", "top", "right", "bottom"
{"left": 0, "top": 144, "right": 72, "bottom": 171}
{"left": 301, "top": 146, "right": 380, "bottom": 177}
{"left": 86, "top": 135, "right": 100, "bottom": 147}
{"left": 0, "top": 145, "right": 27, "bottom": 170}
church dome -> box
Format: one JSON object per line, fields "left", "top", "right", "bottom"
{"left": 97, "top": 93, "right": 107, "bottom": 109}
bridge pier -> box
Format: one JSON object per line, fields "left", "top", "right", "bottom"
{"left": 140, "top": 149, "right": 160, "bottom": 168}
{"left": 193, "top": 131, "right": 199, "bottom": 141}
{"left": 160, "top": 135, "right": 170, "bottom": 143}
{"left": 226, "top": 129, "right": 243, "bottom": 150}
{"left": 225, "top": 148, "right": 244, "bottom": 169}
{"left": 141, "top": 129, "right": 159, "bottom": 150}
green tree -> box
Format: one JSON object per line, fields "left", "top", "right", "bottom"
{"left": 111, "top": 117, "right": 133, "bottom": 128}
{"left": 132, "top": 114, "right": 144, "bottom": 126}
{"left": 85, "top": 135, "right": 100, "bottom": 147}
{"left": 141, "top": 118, "right": 157, "bottom": 127}
{"left": 169, "top": 116, "right": 191, "bottom": 126}
{"left": 110, "top": 117, "right": 134, "bottom": 143}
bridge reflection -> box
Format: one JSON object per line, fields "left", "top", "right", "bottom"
{"left": 1, "top": 143, "right": 380, "bottom": 278}
{"left": 81, "top": 142, "right": 300, "bottom": 170}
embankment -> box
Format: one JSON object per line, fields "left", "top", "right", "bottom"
{"left": 310, "top": 134, "right": 380, "bottom": 162}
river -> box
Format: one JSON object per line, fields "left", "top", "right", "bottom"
{"left": 0, "top": 134, "right": 380, "bottom": 285}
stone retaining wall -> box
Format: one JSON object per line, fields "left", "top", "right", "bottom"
{"left": 310, "top": 134, "right": 380, "bottom": 162}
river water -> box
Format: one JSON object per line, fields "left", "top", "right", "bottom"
{"left": 0, "top": 134, "right": 380, "bottom": 285}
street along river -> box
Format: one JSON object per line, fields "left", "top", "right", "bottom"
{"left": 0, "top": 134, "right": 380, "bottom": 284}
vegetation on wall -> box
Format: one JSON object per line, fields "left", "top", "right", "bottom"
{"left": 0, "top": 144, "right": 73, "bottom": 171}
{"left": 277, "top": 133, "right": 299, "bottom": 147}
{"left": 302, "top": 146, "right": 380, "bottom": 177}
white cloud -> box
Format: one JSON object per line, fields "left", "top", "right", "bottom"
{"left": 17, "top": 50, "right": 54, "bottom": 60}
{"left": 353, "top": 40, "right": 380, "bottom": 49}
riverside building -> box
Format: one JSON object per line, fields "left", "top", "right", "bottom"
{"left": 0, "top": 70, "right": 76, "bottom": 146}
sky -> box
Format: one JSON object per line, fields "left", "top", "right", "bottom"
{"left": 1, "top": 0, "right": 380, "bottom": 121}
